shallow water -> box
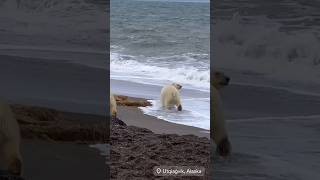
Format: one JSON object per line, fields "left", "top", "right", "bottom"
{"left": 111, "top": 79, "right": 210, "bottom": 130}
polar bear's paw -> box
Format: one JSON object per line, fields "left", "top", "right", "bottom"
{"left": 216, "top": 137, "right": 231, "bottom": 157}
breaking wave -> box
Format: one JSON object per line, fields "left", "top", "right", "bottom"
{"left": 111, "top": 51, "right": 210, "bottom": 91}
{"left": 213, "top": 14, "right": 320, "bottom": 93}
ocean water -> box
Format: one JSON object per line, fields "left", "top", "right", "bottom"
{"left": 0, "top": 0, "right": 107, "bottom": 60}
{"left": 213, "top": 0, "right": 320, "bottom": 96}
{"left": 111, "top": 0, "right": 210, "bottom": 130}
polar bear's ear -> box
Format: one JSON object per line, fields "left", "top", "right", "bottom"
{"left": 172, "top": 83, "right": 182, "bottom": 90}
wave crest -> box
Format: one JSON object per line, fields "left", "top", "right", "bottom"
{"left": 214, "top": 14, "right": 320, "bottom": 84}
{"left": 111, "top": 51, "right": 210, "bottom": 91}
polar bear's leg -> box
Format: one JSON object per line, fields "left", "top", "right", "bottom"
{"left": 212, "top": 87, "right": 231, "bottom": 157}
{"left": 177, "top": 104, "right": 182, "bottom": 111}
{"left": 110, "top": 94, "right": 117, "bottom": 118}
{"left": 175, "top": 97, "right": 182, "bottom": 111}
{"left": 160, "top": 91, "right": 169, "bottom": 108}
{"left": 162, "top": 98, "right": 168, "bottom": 108}
{"left": 110, "top": 104, "right": 117, "bottom": 118}
{"left": 0, "top": 100, "right": 22, "bottom": 175}
{"left": 110, "top": 107, "right": 116, "bottom": 118}
{"left": 2, "top": 140, "right": 22, "bottom": 175}
{"left": 9, "top": 156, "right": 22, "bottom": 176}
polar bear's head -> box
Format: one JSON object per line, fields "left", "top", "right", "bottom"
{"left": 212, "top": 71, "right": 230, "bottom": 89}
{"left": 172, "top": 83, "right": 182, "bottom": 90}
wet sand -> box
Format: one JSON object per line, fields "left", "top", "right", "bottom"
{"left": 22, "top": 140, "right": 106, "bottom": 180}
{"left": 118, "top": 106, "right": 209, "bottom": 138}
{"left": 0, "top": 55, "right": 108, "bottom": 115}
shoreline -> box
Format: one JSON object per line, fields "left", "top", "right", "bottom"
{"left": 118, "top": 106, "right": 210, "bottom": 138}
{"left": 114, "top": 94, "right": 210, "bottom": 138}
{"left": 111, "top": 78, "right": 210, "bottom": 131}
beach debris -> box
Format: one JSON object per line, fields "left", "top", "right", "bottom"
{"left": 114, "top": 95, "right": 151, "bottom": 107}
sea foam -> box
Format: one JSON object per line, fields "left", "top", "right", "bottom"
{"left": 111, "top": 51, "right": 210, "bottom": 92}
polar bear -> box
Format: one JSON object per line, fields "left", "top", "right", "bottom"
{"left": 110, "top": 92, "right": 117, "bottom": 118}
{"left": 0, "top": 100, "right": 22, "bottom": 176}
{"left": 160, "top": 83, "right": 182, "bottom": 111}
{"left": 211, "top": 71, "right": 231, "bottom": 157}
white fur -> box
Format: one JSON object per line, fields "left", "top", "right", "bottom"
{"left": 160, "top": 84, "right": 182, "bottom": 110}
{"left": 0, "top": 100, "right": 22, "bottom": 175}
{"left": 212, "top": 86, "right": 228, "bottom": 145}
{"left": 110, "top": 92, "right": 117, "bottom": 118}
{"left": 211, "top": 71, "right": 232, "bottom": 156}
